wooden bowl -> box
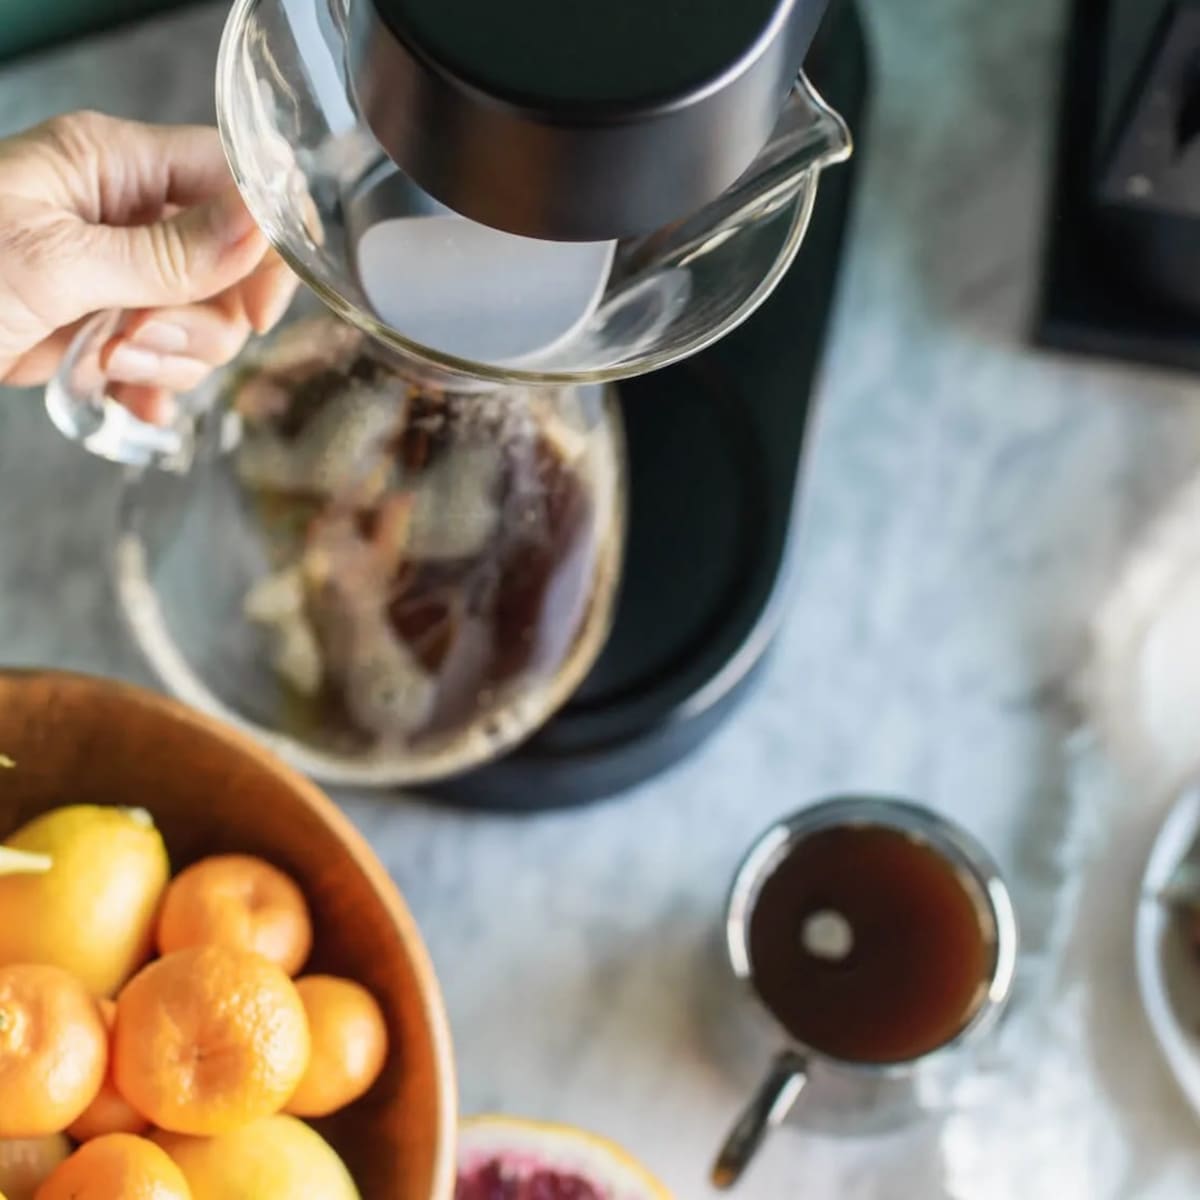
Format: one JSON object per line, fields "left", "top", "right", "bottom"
{"left": 0, "top": 670, "right": 456, "bottom": 1199}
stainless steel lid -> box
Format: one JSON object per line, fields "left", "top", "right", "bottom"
{"left": 346, "top": 0, "right": 830, "bottom": 242}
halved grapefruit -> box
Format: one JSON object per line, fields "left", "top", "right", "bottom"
{"left": 457, "top": 1115, "right": 672, "bottom": 1200}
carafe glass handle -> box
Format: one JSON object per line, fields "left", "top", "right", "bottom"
{"left": 44, "top": 309, "right": 200, "bottom": 473}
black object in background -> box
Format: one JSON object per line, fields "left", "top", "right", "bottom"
{"left": 0, "top": 0, "right": 199, "bottom": 63}
{"left": 433, "top": 0, "right": 871, "bottom": 812}
{"left": 1038, "top": 0, "right": 1200, "bottom": 371}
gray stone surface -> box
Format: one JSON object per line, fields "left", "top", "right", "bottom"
{"left": 2, "top": 1, "right": 1199, "bottom": 1195}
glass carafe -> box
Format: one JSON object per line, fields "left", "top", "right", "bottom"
{"left": 62, "top": 295, "right": 625, "bottom": 787}
{"left": 44, "top": 0, "right": 851, "bottom": 787}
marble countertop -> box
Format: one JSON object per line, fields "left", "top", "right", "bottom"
{"left": 3, "top": 1, "right": 1200, "bottom": 1196}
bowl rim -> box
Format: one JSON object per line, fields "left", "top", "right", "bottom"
{"left": 0, "top": 667, "right": 458, "bottom": 1199}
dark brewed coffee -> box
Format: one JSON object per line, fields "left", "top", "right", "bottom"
{"left": 231, "top": 316, "right": 621, "bottom": 777}
{"left": 747, "top": 824, "right": 993, "bottom": 1064}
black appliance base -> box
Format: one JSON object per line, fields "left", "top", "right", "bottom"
{"left": 428, "top": 0, "right": 870, "bottom": 811}
{"left": 1036, "top": 0, "right": 1200, "bottom": 373}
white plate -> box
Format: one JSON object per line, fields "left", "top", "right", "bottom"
{"left": 1136, "top": 787, "right": 1200, "bottom": 1116}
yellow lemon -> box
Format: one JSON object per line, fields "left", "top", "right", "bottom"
{"left": 154, "top": 1116, "right": 359, "bottom": 1199}
{"left": 0, "top": 806, "right": 169, "bottom": 996}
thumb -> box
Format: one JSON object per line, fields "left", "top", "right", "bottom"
{"left": 80, "top": 187, "right": 266, "bottom": 314}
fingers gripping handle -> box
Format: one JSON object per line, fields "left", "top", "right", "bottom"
{"left": 44, "top": 310, "right": 195, "bottom": 473}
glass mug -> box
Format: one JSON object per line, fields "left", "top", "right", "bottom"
{"left": 42, "top": 0, "right": 852, "bottom": 786}
{"left": 713, "top": 797, "right": 1019, "bottom": 1188}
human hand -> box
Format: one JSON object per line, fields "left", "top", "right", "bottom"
{"left": 0, "top": 111, "right": 296, "bottom": 419}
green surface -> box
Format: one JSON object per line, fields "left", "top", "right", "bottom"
{"left": 0, "top": 0, "right": 197, "bottom": 62}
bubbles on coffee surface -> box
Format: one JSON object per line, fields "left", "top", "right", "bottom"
{"left": 233, "top": 317, "right": 622, "bottom": 776}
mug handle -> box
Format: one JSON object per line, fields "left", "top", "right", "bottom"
{"left": 711, "top": 1049, "right": 809, "bottom": 1189}
{"left": 44, "top": 309, "right": 197, "bottom": 473}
